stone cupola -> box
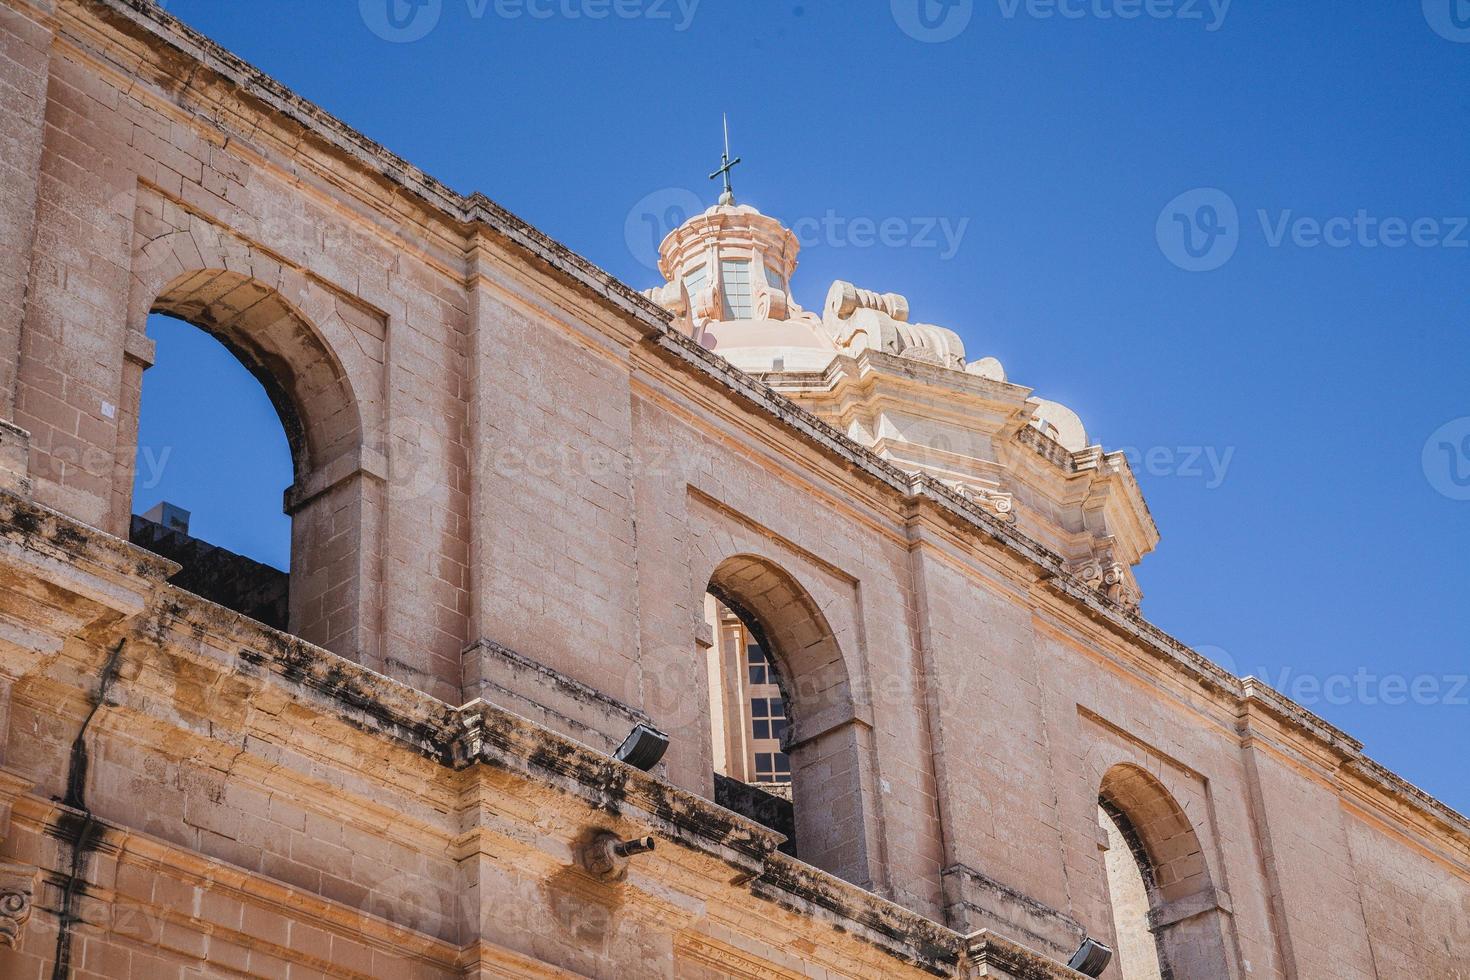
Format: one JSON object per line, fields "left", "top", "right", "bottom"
{"left": 644, "top": 202, "right": 840, "bottom": 373}
{"left": 642, "top": 198, "right": 1160, "bottom": 609}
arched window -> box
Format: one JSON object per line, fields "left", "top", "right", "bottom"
{"left": 699, "top": 555, "right": 874, "bottom": 887}
{"left": 1098, "top": 801, "right": 1166, "bottom": 980}
{"left": 704, "top": 593, "right": 796, "bottom": 854}
{"left": 1097, "top": 766, "right": 1235, "bottom": 979}
{"left": 127, "top": 270, "right": 369, "bottom": 657}
{"left": 131, "top": 314, "right": 293, "bottom": 629}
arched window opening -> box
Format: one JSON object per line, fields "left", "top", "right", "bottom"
{"left": 704, "top": 592, "right": 797, "bottom": 855}
{"left": 131, "top": 313, "right": 293, "bottom": 629}
{"left": 1098, "top": 801, "right": 1166, "bottom": 980}
{"left": 1097, "top": 766, "right": 1236, "bottom": 980}
{"left": 698, "top": 555, "right": 873, "bottom": 887}
{"left": 125, "top": 269, "right": 368, "bottom": 658}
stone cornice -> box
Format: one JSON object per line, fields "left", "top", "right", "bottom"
{"left": 964, "top": 930, "right": 1086, "bottom": 979}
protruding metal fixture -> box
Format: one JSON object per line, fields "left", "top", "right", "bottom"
{"left": 612, "top": 836, "right": 655, "bottom": 858}
{"left": 708, "top": 113, "right": 741, "bottom": 206}
{"left": 1067, "top": 937, "right": 1113, "bottom": 977}
{"left": 580, "top": 832, "right": 656, "bottom": 881}
{"left": 614, "top": 723, "right": 669, "bottom": 771}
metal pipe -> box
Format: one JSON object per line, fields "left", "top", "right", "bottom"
{"left": 612, "top": 836, "right": 655, "bottom": 858}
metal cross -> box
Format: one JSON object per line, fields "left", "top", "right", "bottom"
{"left": 708, "top": 113, "right": 741, "bottom": 205}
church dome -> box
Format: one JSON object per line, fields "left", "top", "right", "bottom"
{"left": 643, "top": 201, "right": 837, "bottom": 373}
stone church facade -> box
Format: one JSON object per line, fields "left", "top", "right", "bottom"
{"left": 0, "top": 0, "right": 1465, "bottom": 977}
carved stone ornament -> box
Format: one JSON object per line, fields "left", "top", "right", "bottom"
{"left": 0, "top": 862, "right": 37, "bottom": 949}
{"left": 1067, "top": 551, "right": 1141, "bottom": 611}
{"left": 952, "top": 483, "right": 1017, "bottom": 523}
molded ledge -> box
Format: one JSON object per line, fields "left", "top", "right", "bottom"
{"left": 1149, "top": 887, "right": 1233, "bottom": 932}
{"left": 459, "top": 637, "right": 652, "bottom": 755}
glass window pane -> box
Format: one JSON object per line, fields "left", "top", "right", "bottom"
{"left": 765, "top": 262, "right": 787, "bottom": 294}
{"left": 748, "top": 664, "right": 766, "bottom": 685}
{"left": 721, "top": 259, "right": 753, "bottom": 319}
{"left": 682, "top": 264, "right": 708, "bottom": 296}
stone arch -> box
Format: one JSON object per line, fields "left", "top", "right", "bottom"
{"left": 704, "top": 554, "right": 875, "bottom": 889}
{"left": 151, "top": 270, "right": 361, "bottom": 479}
{"left": 128, "top": 268, "right": 383, "bottom": 662}
{"left": 1098, "top": 764, "right": 1235, "bottom": 980}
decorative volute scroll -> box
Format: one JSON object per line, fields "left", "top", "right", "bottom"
{"left": 949, "top": 482, "right": 1018, "bottom": 524}
{"left": 0, "top": 862, "right": 35, "bottom": 949}
{"left": 752, "top": 261, "right": 789, "bottom": 321}
{"left": 822, "top": 280, "right": 966, "bottom": 370}
{"left": 1067, "top": 544, "right": 1141, "bottom": 612}
{"left": 824, "top": 280, "right": 910, "bottom": 323}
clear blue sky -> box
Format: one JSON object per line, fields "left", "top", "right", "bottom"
{"left": 135, "top": 0, "right": 1469, "bottom": 812}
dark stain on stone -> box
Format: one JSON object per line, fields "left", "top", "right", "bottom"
{"left": 540, "top": 829, "right": 627, "bottom": 960}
